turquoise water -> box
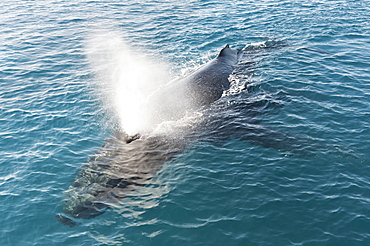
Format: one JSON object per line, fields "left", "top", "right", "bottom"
{"left": 1, "top": 0, "right": 370, "bottom": 245}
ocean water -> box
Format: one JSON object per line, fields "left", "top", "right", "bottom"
{"left": 1, "top": 0, "right": 370, "bottom": 245}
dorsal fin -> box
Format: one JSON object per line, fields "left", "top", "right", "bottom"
{"left": 217, "top": 44, "right": 230, "bottom": 57}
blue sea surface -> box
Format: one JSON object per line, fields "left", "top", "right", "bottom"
{"left": 1, "top": 0, "right": 370, "bottom": 245}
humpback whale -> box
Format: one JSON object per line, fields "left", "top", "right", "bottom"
{"left": 57, "top": 41, "right": 344, "bottom": 226}
{"left": 57, "top": 44, "right": 241, "bottom": 226}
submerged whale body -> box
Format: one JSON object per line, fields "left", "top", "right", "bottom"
{"left": 57, "top": 45, "right": 240, "bottom": 226}
{"left": 57, "top": 133, "right": 186, "bottom": 226}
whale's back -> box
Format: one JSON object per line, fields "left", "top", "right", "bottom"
{"left": 148, "top": 45, "right": 239, "bottom": 123}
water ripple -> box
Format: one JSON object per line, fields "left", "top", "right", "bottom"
{"left": 1, "top": 0, "right": 370, "bottom": 245}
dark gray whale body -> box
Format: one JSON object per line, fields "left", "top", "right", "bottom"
{"left": 57, "top": 45, "right": 240, "bottom": 226}
{"left": 145, "top": 44, "right": 239, "bottom": 124}
{"left": 169, "top": 44, "right": 238, "bottom": 107}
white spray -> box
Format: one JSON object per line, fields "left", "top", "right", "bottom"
{"left": 85, "top": 31, "right": 173, "bottom": 135}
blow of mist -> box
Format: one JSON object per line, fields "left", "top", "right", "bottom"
{"left": 85, "top": 31, "right": 184, "bottom": 136}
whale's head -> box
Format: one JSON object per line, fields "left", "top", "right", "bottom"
{"left": 217, "top": 44, "right": 238, "bottom": 65}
